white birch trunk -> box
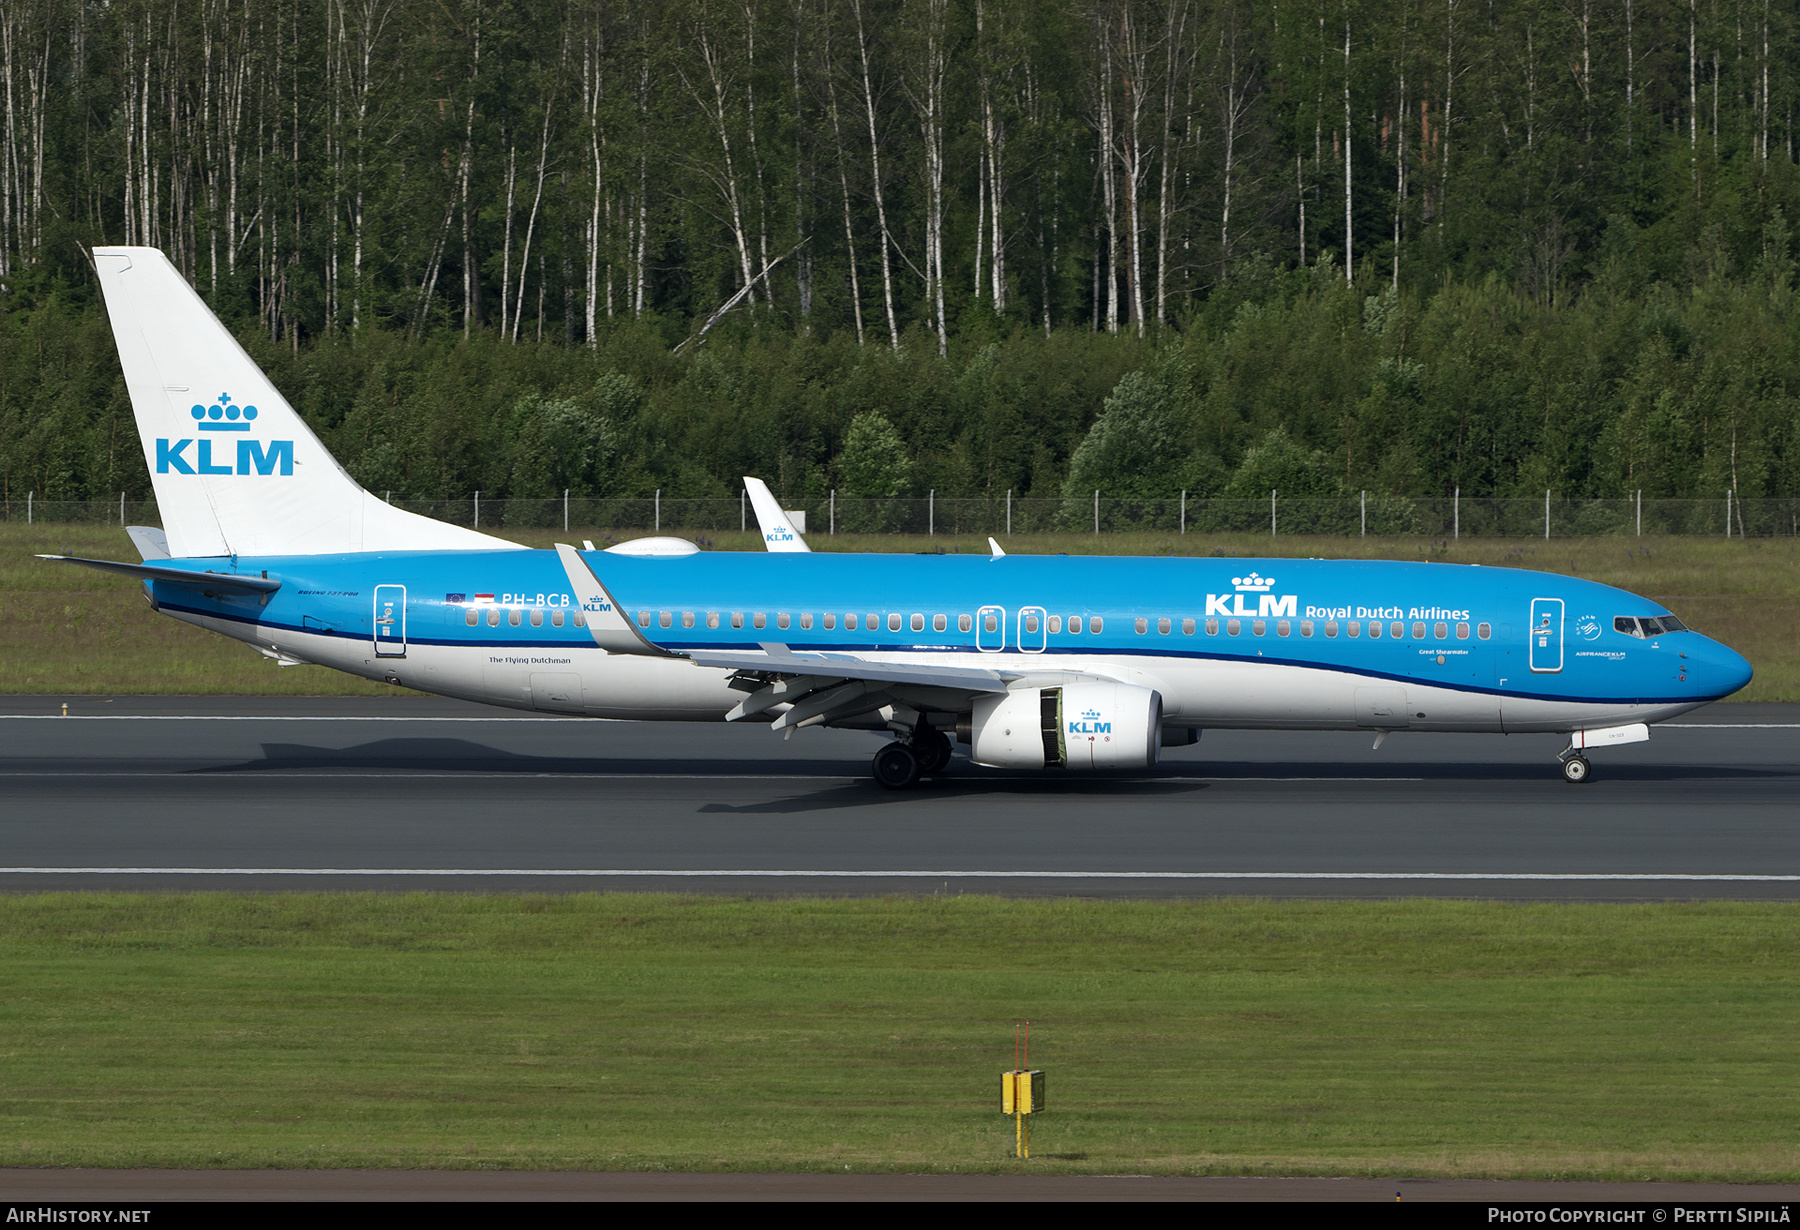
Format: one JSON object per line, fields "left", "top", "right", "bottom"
{"left": 1342, "top": 12, "right": 1352, "bottom": 282}
{"left": 853, "top": 0, "right": 899, "bottom": 347}
{"left": 683, "top": 16, "right": 758, "bottom": 311}
{"left": 499, "top": 138, "right": 517, "bottom": 336}
{"left": 1097, "top": 15, "right": 1118, "bottom": 334}
{"left": 904, "top": 0, "right": 949, "bottom": 357}
{"left": 824, "top": 33, "right": 865, "bottom": 346}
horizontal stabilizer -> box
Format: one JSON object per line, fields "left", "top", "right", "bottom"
{"left": 39, "top": 555, "right": 281, "bottom": 595}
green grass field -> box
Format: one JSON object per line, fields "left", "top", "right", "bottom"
{"left": 2, "top": 523, "right": 1794, "bottom": 698}
{"left": 0, "top": 894, "right": 1796, "bottom": 1178}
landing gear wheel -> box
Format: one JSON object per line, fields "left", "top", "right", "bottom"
{"left": 1562, "top": 756, "right": 1592, "bottom": 784}
{"left": 873, "top": 741, "right": 922, "bottom": 790}
{"left": 916, "top": 732, "right": 953, "bottom": 775}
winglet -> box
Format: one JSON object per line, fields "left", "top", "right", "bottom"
{"left": 744, "top": 477, "right": 811, "bottom": 552}
{"left": 554, "top": 542, "right": 675, "bottom": 656}
{"left": 988, "top": 537, "right": 1006, "bottom": 558}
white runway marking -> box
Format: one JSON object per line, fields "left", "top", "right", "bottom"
{"left": 0, "top": 771, "right": 1422, "bottom": 783}
{"left": 2, "top": 716, "right": 1794, "bottom": 727}
{"left": 0, "top": 715, "right": 594, "bottom": 722}
{"left": 1, "top": 868, "right": 1796, "bottom": 881}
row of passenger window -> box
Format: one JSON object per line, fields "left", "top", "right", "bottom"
{"left": 631, "top": 610, "right": 1039, "bottom": 633}
{"left": 613, "top": 607, "right": 1493, "bottom": 644}
{"left": 464, "top": 606, "right": 589, "bottom": 628}
{"left": 1138, "top": 616, "right": 1493, "bottom": 641}
{"left": 468, "top": 602, "right": 1496, "bottom": 645}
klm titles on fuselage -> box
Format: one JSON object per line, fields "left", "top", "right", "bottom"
{"left": 155, "top": 395, "right": 294, "bottom": 476}
{"left": 1207, "top": 571, "right": 1473, "bottom": 623}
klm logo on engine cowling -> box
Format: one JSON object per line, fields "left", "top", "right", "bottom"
{"left": 1204, "top": 572, "right": 1297, "bottom": 618}
{"left": 1068, "top": 706, "right": 1111, "bottom": 736}
{"left": 156, "top": 393, "right": 293, "bottom": 477}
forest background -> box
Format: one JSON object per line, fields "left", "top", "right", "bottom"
{"left": 1, "top": 0, "right": 1799, "bottom": 510}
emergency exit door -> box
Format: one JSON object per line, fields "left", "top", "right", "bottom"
{"left": 374, "top": 585, "right": 407, "bottom": 658}
{"left": 1528, "top": 597, "right": 1563, "bottom": 673}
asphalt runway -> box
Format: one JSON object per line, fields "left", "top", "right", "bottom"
{"left": 1, "top": 695, "right": 1796, "bottom": 898}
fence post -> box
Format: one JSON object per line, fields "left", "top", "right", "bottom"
{"left": 1725, "top": 489, "right": 1731, "bottom": 538}
{"left": 929, "top": 489, "right": 934, "bottom": 537}
{"left": 1093, "top": 490, "right": 1099, "bottom": 535}
{"left": 1360, "top": 490, "right": 1366, "bottom": 537}
{"left": 1454, "top": 487, "right": 1459, "bottom": 539}
{"left": 1271, "top": 489, "right": 1276, "bottom": 537}
{"left": 1180, "top": 490, "right": 1186, "bottom": 534}
{"left": 474, "top": 491, "right": 480, "bottom": 528}
{"left": 1545, "top": 490, "right": 1550, "bottom": 540}
{"left": 27, "top": 492, "right": 32, "bottom": 525}
{"left": 741, "top": 488, "right": 746, "bottom": 533}
{"left": 1637, "top": 489, "right": 1641, "bottom": 537}
{"left": 120, "top": 492, "right": 125, "bottom": 526}
{"left": 830, "top": 489, "right": 835, "bottom": 536}
{"left": 1007, "top": 489, "right": 1012, "bottom": 536}
{"left": 655, "top": 489, "right": 661, "bottom": 533}
{"left": 564, "top": 489, "right": 569, "bottom": 532}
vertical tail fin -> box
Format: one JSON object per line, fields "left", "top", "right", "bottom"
{"left": 93, "top": 246, "right": 516, "bottom": 557}
{"left": 743, "top": 476, "right": 811, "bottom": 551}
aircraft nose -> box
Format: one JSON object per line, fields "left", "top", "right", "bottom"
{"left": 1692, "top": 636, "right": 1754, "bottom": 699}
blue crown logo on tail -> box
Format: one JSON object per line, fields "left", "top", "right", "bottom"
{"left": 190, "top": 393, "right": 259, "bottom": 432}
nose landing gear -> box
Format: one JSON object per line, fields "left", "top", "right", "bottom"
{"left": 1558, "top": 750, "right": 1592, "bottom": 784}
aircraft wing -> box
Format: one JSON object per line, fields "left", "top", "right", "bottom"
{"left": 39, "top": 555, "right": 282, "bottom": 595}
{"left": 685, "top": 642, "right": 1010, "bottom": 733}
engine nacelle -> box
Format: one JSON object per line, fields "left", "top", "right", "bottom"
{"left": 968, "top": 682, "right": 1162, "bottom": 770}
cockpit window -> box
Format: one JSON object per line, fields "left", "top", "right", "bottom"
{"left": 1616, "top": 615, "right": 1687, "bottom": 638}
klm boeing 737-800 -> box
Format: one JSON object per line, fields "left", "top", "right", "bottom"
{"left": 44, "top": 247, "right": 1753, "bottom": 788}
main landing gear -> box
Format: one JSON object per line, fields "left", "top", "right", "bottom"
{"left": 872, "top": 727, "right": 954, "bottom": 790}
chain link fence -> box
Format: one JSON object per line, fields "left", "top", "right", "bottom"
{"left": 7, "top": 493, "right": 1799, "bottom": 538}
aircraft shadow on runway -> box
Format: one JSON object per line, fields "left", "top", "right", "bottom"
{"left": 181, "top": 737, "right": 1796, "bottom": 788}
{"left": 193, "top": 738, "right": 866, "bottom": 779}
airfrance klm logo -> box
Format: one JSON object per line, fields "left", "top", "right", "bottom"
{"left": 1069, "top": 707, "right": 1111, "bottom": 736}
{"left": 156, "top": 393, "right": 293, "bottom": 477}
{"left": 1205, "top": 572, "right": 1296, "bottom": 618}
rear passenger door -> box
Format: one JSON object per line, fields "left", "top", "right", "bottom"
{"left": 373, "top": 585, "right": 406, "bottom": 658}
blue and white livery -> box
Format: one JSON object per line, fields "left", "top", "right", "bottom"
{"left": 48, "top": 247, "right": 1753, "bottom": 788}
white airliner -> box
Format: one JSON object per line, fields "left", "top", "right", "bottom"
{"left": 43, "top": 247, "right": 1752, "bottom": 788}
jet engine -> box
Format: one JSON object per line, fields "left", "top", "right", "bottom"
{"left": 966, "top": 682, "right": 1162, "bottom": 770}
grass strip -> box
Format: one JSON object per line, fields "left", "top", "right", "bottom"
{"left": 4, "top": 525, "right": 1795, "bottom": 699}
{"left": 0, "top": 893, "right": 1795, "bottom": 1178}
